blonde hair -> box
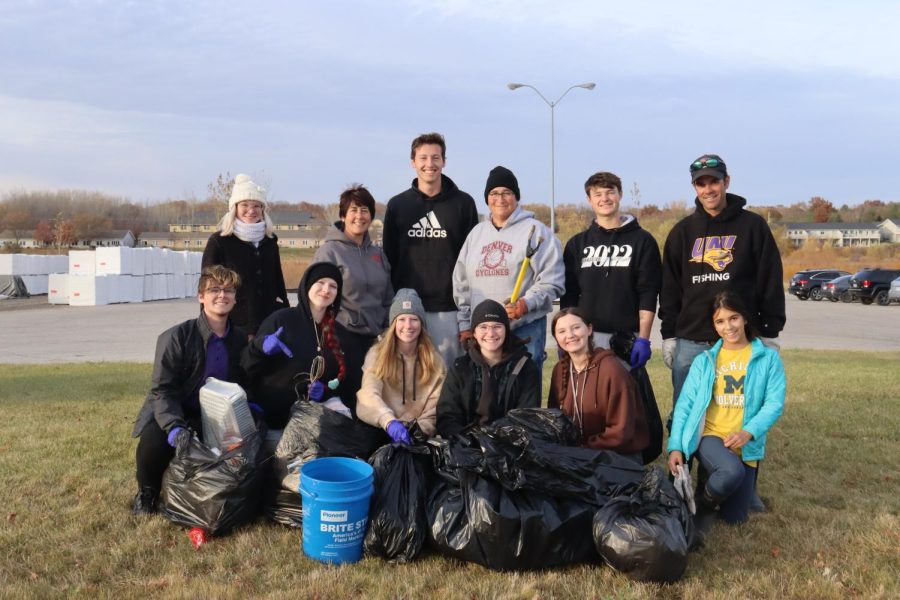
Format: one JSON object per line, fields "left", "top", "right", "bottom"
{"left": 370, "top": 320, "right": 443, "bottom": 387}
{"left": 218, "top": 205, "right": 275, "bottom": 237}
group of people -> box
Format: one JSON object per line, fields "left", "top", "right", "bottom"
{"left": 131, "top": 133, "right": 787, "bottom": 545}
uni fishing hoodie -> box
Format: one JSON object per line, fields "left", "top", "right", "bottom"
{"left": 382, "top": 174, "right": 479, "bottom": 312}
{"left": 658, "top": 193, "right": 785, "bottom": 343}
{"left": 560, "top": 214, "right": 661, "bottom": 334}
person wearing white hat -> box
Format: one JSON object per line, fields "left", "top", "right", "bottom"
{"left": 202, "top": 173, "right": 288, "bottom": 336}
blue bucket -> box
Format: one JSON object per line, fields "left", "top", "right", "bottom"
{"left": 300, "top": 457, "right": 374, "bottom": 564}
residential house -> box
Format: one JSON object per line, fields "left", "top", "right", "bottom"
{"left": 784, "top": 219, "right": 899, "bottom": 248}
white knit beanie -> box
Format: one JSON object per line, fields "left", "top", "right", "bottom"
{"left": 228, "top": 174, "right": 267, "bottom": 211}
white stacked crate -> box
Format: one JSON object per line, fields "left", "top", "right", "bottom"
{"left": 48, "top": 273, "right": 69, "bottom": 304}
{"left": 0, "top": 253, "right": 69, "bottom": 295}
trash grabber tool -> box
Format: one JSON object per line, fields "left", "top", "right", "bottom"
{"left": 509, "top": 225, "right": 544, "bottom": 303}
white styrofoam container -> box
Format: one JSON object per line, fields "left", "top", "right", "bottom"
{"left": 69, "top": 275, "right": 112, "bottom": 306}
{"left": 142, "top": 274, "right": 153, "bottom": 301}
{"left": 0, "top": 254, "right": 28, "bottom": 275}
{"left": 50, "top": 255, "right": 68, "bottom": 273}
{"left": 69, "top": 251, "right": 96, "bottom": 275}
{"left": 131, "top": 248, "right": 149, "bottom": 276}
{"left": 48, "top": 273, "right": 69, "bottom": 304}
{"left": 153, "top": 274, "right": 167, "bottom": 300}
{"left": 125, "top": 276, "right": 144, "bottom": 303}
{"left": 151, "top": 248, "right": 166, "bottom": 274}
{"left": 95, "top": 247, "right": 133, "bottom": 275}
{"left": 184, "top": 273, "right": 198, "bottom": 297}
{"left": 191, "top": 252, "right": 202, "bottom": 274}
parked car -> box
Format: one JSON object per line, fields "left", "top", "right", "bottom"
{"left": 788, "top": 269, "right": 850, "bottom": 301}
{"left": 889, "top": 276, "right": 900, "bottom": 303}
{"left": 822, "top": 274, "right": 854, "bottom": 303}
{"left": 848, "top": 268, "right": 900, "bottom": 306}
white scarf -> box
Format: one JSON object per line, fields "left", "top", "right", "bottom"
{"left": 233, "top": 220, "right": 266, "bottom": 246}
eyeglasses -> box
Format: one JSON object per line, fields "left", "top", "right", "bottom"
{"left": 488, "top": 190, "right": 516, "bottom": 200}
{"left": 691, "top": 157, "right": 723, "bottom": 171}
{"left": 206, "top": 287, "right": 237, "bottom": 296}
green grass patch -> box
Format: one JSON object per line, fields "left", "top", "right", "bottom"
{"left": 1, "top": 351, "right": 898, "bottom": 599}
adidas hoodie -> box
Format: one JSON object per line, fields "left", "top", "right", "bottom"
{"left": 560, "top": 214, "right": 662, "bottom": 334}
{"left": 659, "top": 193, "right": 785, "bottom": 343}
{"left": 453, "top": 206, "right": 564, "bottom": 331}
{"left": 383, "top": 174, "right": 479, "bottom": 312}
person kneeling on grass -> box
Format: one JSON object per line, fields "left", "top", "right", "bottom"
{"left": 548, "top": 307, "right": 649, "bottom": 464}
{"left": 667, "top": 290, "right": 785, "bottom": 545}
{"left": 356, "top": 288, "right": 446, "bottom": 442}
{"left": 131, "top": 265, "right": 250, "bottom": 515}
{"left": 436, "top": 299, "right": 541, "bottom": 438}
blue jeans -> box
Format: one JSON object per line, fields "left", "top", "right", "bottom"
{"left": 696, "top": 436, "right": 757, "bottom": 524}
{"left": 513, "top": 316, "right": 547, "bottom": 372}
{"left": 671, "top": 338, "right": 712, "bottom": 409}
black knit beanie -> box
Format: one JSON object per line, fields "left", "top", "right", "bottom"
{"left": 483, "top": 166, "right": 520, "bottom": 204}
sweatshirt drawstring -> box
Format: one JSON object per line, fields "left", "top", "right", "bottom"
{"left": 400, "top": 355, "right": 418, "bottom": 404}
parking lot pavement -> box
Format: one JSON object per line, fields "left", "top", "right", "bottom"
{"left": 0, "top": 295, "right": 898, "bottom": 365}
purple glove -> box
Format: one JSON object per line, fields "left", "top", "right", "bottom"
{"left": 307, "top": 380, "right": 325, "bottom": 402}
{"left": 630, "top": 337, "right": 652, "bottom": 369}
{"left": 262, "top": 326, "right": 293, "bottom": 358}
{"left": 386, "top": 420, "right": 411, "bottom": 445}
{"left": 167, "top": 426, "right": 191, "bottom": 450}
{"left": 248, "top": 402, "right": 264, "bottom": 415}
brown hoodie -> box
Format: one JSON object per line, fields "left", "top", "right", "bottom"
{"left": 548, "top": 348, "right": 649, "bottom": 454}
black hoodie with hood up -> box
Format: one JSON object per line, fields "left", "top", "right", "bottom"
{"left": 658, "top": 193, "right": 785, "bottom": 343}
{"left": 242, "top": 263, "right": 350, "bottom": 429}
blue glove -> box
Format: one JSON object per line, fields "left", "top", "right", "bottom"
{"left": 386, "top": 420, "right": 411, "bottom": 445}
{"left": 630, "top": 337, "right": 652, "bottom": 369}
{"left": 167, "top": 426, "right": 191, "bottom": 450}
{"left": 248, "top": 402, "right": 264, "bottom": 415}
{"left": 262, "top": 326, "right": 293, "bottom": 358}
{"left": 307, "top": 380, "right": 325, "bottom": 402}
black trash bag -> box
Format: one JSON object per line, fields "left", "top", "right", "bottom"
{"left": 487, "top": 408, "right": 580, "bottom": 445}
{"left": 609, "top": 332, "right": 663, "bottom": 465}
{"left": 159, "top": 431, "right": 262, "bottom": 535}
{"left": 261, "top": 486, "right": 303, "bottom": 528}
{"left": 434, "top": 409, "right": 644, "bottom": 506}
{"left": 364, "top": 436, "right": 433, "bottom": 562}
{"left": 263, "top": 400, "right": 387, "bottom": 526}
{"left": 428, "top": 471, "right": 597, "bottom": 571}
{"left": 592, "top": 467, "right": 694, "bottom": 583}
{"left": 632, "top": 366, "right": 663, "bottom": 465}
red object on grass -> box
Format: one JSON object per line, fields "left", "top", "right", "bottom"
{"left": 189, "top": 527, "right": 207, "bottom": 549}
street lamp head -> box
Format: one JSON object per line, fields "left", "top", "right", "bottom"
{"left": 507, "top": 83, "right": 524, "bottom": 90}
{"left": 579, "top": 83, "right": 596, "bottom": 90}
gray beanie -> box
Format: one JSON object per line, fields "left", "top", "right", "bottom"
{"left": 389, "top": 288, "right": 426, "bottom": 325}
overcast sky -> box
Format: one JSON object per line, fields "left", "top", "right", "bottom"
{"left": 2, "top": 0, "right": 899, "bottom": 211}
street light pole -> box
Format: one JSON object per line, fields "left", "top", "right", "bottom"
{"left": 507, "top": 82, "right": 596, "bottom": 234}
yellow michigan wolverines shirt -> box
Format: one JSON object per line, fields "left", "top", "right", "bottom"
{"left": 703, "top": 344, "right": 758, "bottom": 466}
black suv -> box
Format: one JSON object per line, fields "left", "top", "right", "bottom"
{"left": 848, "top": 268, "right": 900, "bottom": 305}
{"left": 788, "top": 269, "right": 850, "bottom": 301}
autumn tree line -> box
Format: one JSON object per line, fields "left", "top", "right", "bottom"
{"left": 1, "top": 179, "right": 898, "bottom": 259}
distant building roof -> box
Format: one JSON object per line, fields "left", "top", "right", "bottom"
{"left": 784, "top": 222, "right": 881, "bottom": 231}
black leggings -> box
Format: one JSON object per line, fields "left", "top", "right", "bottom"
{"left": 134, "top": 418, "right": 200, "bottom": 491}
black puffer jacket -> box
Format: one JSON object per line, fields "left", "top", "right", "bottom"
{"left": 436, "top": 342, "right": 541, "bottom": 438}
{"left": 131, "top": 311, "right": 247, "bottom": 437}
{"left": 202, "top": 232, "right": 288, "bottom": 334}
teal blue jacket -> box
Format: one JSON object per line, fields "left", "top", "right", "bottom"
{"left": 667, "top": 338, "right": 786, "bottom": 462}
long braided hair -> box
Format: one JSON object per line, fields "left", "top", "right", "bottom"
{"left": 320, "top": 308, "right": 346, "bottom": 383}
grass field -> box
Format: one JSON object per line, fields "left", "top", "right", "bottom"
{"left": 1, "top": 351, "right": 899, "bottom": 599}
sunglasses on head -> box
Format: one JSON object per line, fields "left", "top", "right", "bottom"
{"left": 691, "top": 157, "right": 723, "bottom": 170}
